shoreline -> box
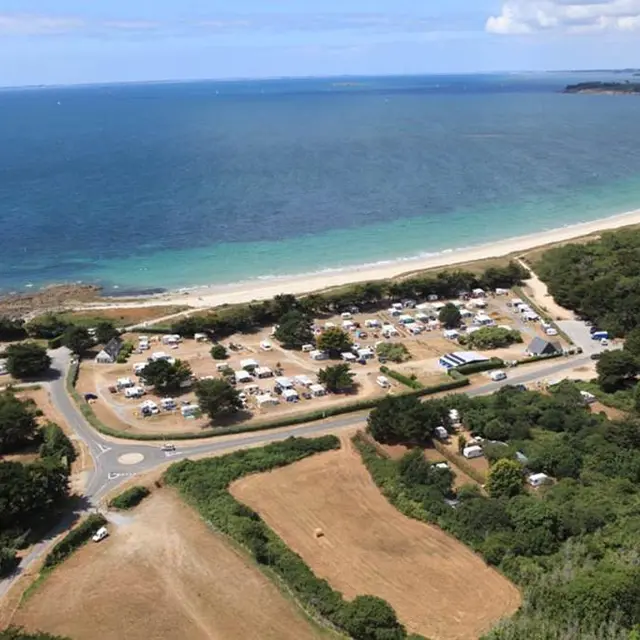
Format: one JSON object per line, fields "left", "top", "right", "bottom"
{"left": 79, "top": 207, "right": 640, "bottom": 311}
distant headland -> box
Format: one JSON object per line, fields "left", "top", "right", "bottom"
{"left": 564, "top": 81, "right": 640, "bottom": 95}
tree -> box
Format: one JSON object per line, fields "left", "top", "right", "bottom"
{"left": 597, "top": 350, "right": 639, "bottom": 392}
{"left": 486, "top": 459, "right": 524, "bottom": 498}
{"left": 316, "top": 327, "right": 353, "bottom": 357}
{"left": 338, "top": 595, "right": 405, "bottom": 640}
{"left": 376, "top": 342, "right": 410, "bottom": 363}
{"left": 39, "top": 422, "right": 77, "bottom": 465}
{"left": 438, "top": 303, "right": 462, "bottom": 329}
{"left": 61, "top": 325, "right": 93, "bottom": 355}
{"left": 25, "top": 314, "right": 70, "bottom": 340}
{"left": 210, "top": 344, "right": 228, "bottom": 360}
{"left": 94, "top": 321, "right": 119, "bottom": 345}
{"left": 195, "top": 378, "right": 243, "bottom": 421}
{"left": 141, "top": 359, "right": 192, "bottom": 393}
{"left": 274, "top": 310, "right": 314, "bottom": 350}
{"left": 4, "top": 343, "right": 51, "bottom": 379}
{"left": 317, "top": 364, "right": 355, "bottom": 393}
{"left": 0, "top": 547, "right": 18, "bottom": 577}
{"left": 0, "top": 628, "right": 71, "bottom": 640}
{"left": 625, "top": 327, "right": 640, "bottom": 362}
{"left": 367, "top": 396, "right": 450, "bottom": 444}
{"left": 457, "top": 434, "right": 467, "bottom": 454}
{"left": 0, "top": 392, "right": 40, "bottom": 454}
{"left": 0, "top": 317, "right": 27, "bottom": 342}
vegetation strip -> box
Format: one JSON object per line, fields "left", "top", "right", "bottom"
{"left": 108, "top": 486, "right": 150, "bottom": 510}
{"left": 164, "top": 436, "right": 426, "bottom": 640}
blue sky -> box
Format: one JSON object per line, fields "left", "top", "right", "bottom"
{"left": 1, "top": 1, "right": 639, "bottom": 86}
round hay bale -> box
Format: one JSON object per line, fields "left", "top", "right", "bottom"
{"left": 314, "top": 528, "right": 324, "bottom": 539}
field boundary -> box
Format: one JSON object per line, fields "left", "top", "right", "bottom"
{"left": 164, "top": 436, "right": 423, "bottom": 640}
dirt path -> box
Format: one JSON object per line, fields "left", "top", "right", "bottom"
{"left": 231, "top": 437, "right": 521, "bottom": 640}
{"left": 13, "top": 490, "right": 327, "bottom": 640}
{"left": 518, "top": 259, "right": 575, "bottom": 321}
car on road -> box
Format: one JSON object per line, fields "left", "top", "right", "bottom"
{"left": 92, "top": 526, "right": 109, "bottom": 543}
{"left": 590, "top": 353, "right": 602, "bottom": 361}
{"left": 161, "top": 443, "right": 176, "bottom": 452}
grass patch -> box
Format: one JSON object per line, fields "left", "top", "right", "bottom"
{"left": 575, "top": 380, "right": 634, "bottom": 412}
{"left": 59, "top": 306, "right": 190, "bottom": 329}
{"left": 379, "top": 366, "right": 423, "bottom": 390}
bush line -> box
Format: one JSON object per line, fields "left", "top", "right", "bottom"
{"left": 109, "top": 486, "right": 150, "bottom": 510}
{"left": 379, "top": 366, "right": 423, "bottom": 390}
{"left": 43, "top": 514, "right": 107, "bottom": 570}
{"left": 453, "top": 358, "right": 505, "bottom": 376}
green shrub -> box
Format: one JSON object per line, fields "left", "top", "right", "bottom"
{"left": 0, "top": 547, "right": 18, "bottom": 577}
{"left": 376, "top": 342, "right": 411, "bottom": 363}
{"left": 46, "top": 335, "right": 64, "bottom": 350}
{"left": 455, "top": 358, "right": 504, "bottom": 375}
{"left": 43, "top": 514, "right": 107, "bottom": 569}
{"left": 210, "top": 344, "right": 228, "bottom": 360}
{"left": 109, "top": 486, "right": 150, "bottom": 510}
{"left": 115, "top": 341, "right": 134, "bottom": 364}
{"left": 39, "top": 422, "right": 77, "bottom": 467}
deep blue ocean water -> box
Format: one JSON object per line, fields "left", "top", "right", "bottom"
{"left": 2, "top": 72, "right": 640, "bottom": 294}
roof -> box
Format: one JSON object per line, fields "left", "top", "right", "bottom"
{"left": 527, "top": 337, "right": 561, "bottom": 356}
{"left": 275, "top": 376, "right": 293, "bottom": 387}
{"left": 282, "top": 388, "right": 299, "bottom": 398}
{"left": 309, "top": 383, "right": 325, "bottom": 393}
{"left": 101, "top": 337, "right": 123, "bottom": 360}
{"left": 439, "top": 351, "right": 489, "bottom": 369}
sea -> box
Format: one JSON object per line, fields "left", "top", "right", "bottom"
{"left": 2, "top": 72, "right": 640, "bottom": 295}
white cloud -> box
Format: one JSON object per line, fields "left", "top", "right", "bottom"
{"left": 486, "top": 0, "right": 640, "bottom": 34}
{"left": 0, "top": 14, "right": 84, "bottom": 35}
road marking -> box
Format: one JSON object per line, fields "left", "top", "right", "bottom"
{"left": 107, "top": 472, "right": 134, "bottom": 480}
{"left": 97, "top": 443, "right": 111, "bottom": 454}
{"left": 117, "top": 452, "right": 145, "bottom": 465}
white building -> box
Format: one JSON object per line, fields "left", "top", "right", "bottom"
{"left": 275, "top": 376, "right": 294, "bottom": 389}
{"left": 528, "top": 473, "right": 550, "bottom": 488}
{"left": 309, "top": 349, "right": 329, "bottom": 361}
{"left": 341, "top": 352, "right": 357, "bottom": 362}
{"left": 282, "top": 388, "right": 299, "bottom": 402}
{"left": 255, "top": 366, "right": 273, "bottom": 379}
{"left": 234, "top": 370, "right": 253, "bottom": 384}
{"left": 463, "top": 445, "right": 484, "bottom": 459}
{"left": 309, "top": 383, "right": 326, "bottom": 397}
{"left": 256, "top": 394, "right": 279, "bottom": 407}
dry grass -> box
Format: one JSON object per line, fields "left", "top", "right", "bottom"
{"left": 61, "top": 305, "right": 190, "bottom": 328}
{"left": 231, "top": 438, "right": 520, "bottom": 640}
{"left": 13, "top": 490, "right": 327, "bottom": 640}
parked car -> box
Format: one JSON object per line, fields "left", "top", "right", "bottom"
{"left": 161, "top": 443, "right": 176, "bottom": 452}
{"left": 92, "top": 526, "right": 109, "bottom": 543}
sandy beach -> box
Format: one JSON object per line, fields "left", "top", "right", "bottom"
{"left": 86, "top": 208, "right": 640, "bottom": 311}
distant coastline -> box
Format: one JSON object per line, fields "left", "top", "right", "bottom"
{"left": 564, "top": 81, "right": 640, "bottom": 95}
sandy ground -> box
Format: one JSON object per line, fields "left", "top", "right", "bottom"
{"left": 231, "top": 438, "right": 520, "bottom": 640}
{"left": 518, "top": 260, "right": 576, "bottom": 322}
{"left": 76, "top": 209, "right": 640, "bottom": 311}
{"left": 13, "top": 490, "right": 327, "bottom": 640}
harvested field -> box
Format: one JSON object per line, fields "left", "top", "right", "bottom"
{"left": 14, "top": 490, "right": 327, "bottom": 640}
{"left": 61, "top": 305, "right": 190, "bottom": 328}
{"left": 231, "top": 438, "right": 521, "bottom": 640}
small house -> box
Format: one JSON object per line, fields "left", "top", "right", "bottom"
{"left": 282, "top": 388, "right": 299, "bottom": 403}
{"left": 194, "top": 333, "right": 208, "bottom": 342}
{"left": 463, "top": 445, "right": 484, "bottom": 459}
{"left": 527, "top": 337, "right": 561, "bottom": 357}
{"left": 240, "top": 358, "right": 259, "bottom": 371}
{"left": 309, "top": 383, "right": 326, "bottom": 397}
{"left": 309, "top": 349, "right": 329, "bottom": 361}
{"left": 275, "top": 376, "right": 294, "bottom": 389}
{"left": 255, "top": 366, "right": 273, "bottom": 379}
{"left": 95, "top": 337, "right": 123, "bottom": 364}
{"left": 234, "top": 370, "right": 253, "bottom": 384}
{"left": 256, "top": 394, "right": 279, "bottom": 407}
{"left": 527, "top": 472, "right": 550, "bottom": 488}
{"left": 341, "top": 352, "right": 357, "bottom": 362}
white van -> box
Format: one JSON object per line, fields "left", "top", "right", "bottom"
{"left": 92, "top": 527, "right": 108, "bottom": 543}
{"left": 376, "top": 375, "right": 390, "bottom": 389}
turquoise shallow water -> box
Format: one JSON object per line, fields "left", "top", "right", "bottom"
{"left": 2, "top": 73, "right": 640, "bottom": 293}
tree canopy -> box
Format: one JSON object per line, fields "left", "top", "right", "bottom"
{"left": 274, "top": 310, "right": 314, "bottom": 350}
{"left": 94, "top": 321, "right": 119, "bottom": 345}
{"left": 0, "top": 392, "right": 40, "bottom": 454}
{"left": 141, "top": 359, "right": 192, "bottom": 393}
{"left": 338, "top": 595, "right": 406, "bottom": 640}
{"left": 596, "top": 350, "right": 639, "bottom": 392}
{"left": 316, "top": 327, "right": 353, "bottom": 357}
{"left": 25, "top": 314, "right": 70, "bottom": 340}
{"left": 195, "top": 378, "right": 242, "bottom": 422}
{"left": 367, "top": 395, "right": 450, "bottom": 444}
{"left": 486, "top": 459, "right": 523, "bottom": 498}
{"left": 0, "top": 318, "right": 27, "bottom": 342}
{"left": 536, "top": 228, "right": 640, "bottom": 336}
{"left": 438, "top": 303, "right": 462, "bottom": 329}
{"left": 4, "top": 343, "right": 51, "bottom": 379}
{"left": 317, "top": 364, "right": 355, "bottom": 393}
{"left": 209, "top": 344, "right": 228, "bottom": 360}
{"left": 460, "top": 327, "right": 522, "bottom": 350}
{"left": 61, "top": 325, "right": 93, "bottom": 355}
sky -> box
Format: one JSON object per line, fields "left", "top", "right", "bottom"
{"left": 0, "top": 1, "right": 639, "bottom": 86}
